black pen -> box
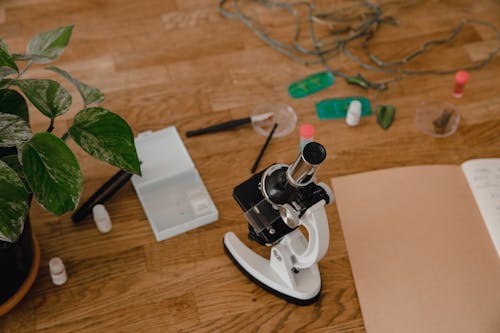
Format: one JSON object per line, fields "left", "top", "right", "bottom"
{"left": 251, "top": 123, "right": 278, "bottom": 173}
{"left": 71, "top": 169, "right": 132, "bottom": 223}
{"left": 186, "top": 112, "right": 273, "bottom": 137}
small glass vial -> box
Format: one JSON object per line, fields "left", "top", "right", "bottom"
{"left": 93, "top": 204, "right": 112, "bottom": 233}
{"left": 49, "top": 257, "right": 68, "bottom": 286}
{"left": 299, "top": 124, "right": 314, "bottom": 152}
{"left": 453, "top": 70, "right": 470, "bottom": 98}
{"left": 346, "top": 100, "right": 362, "bottom": 127}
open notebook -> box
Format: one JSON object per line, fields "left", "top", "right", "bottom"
{"left": 331, "top": 159, "right": 500, "bottom": 333}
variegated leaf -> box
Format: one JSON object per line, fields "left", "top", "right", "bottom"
{"left": 2, "top": 155, "right": 28, "bottom": 188}
{"left": 0, "top": 89, "right": 30, "bottom": 122}
{"left": 0, "top": 159, "right": 28, "bottom": 243}
{"left": 0, "top": 67, "right": 16, "bottom": 80}
{"left": 0, "top": 46, "right": 18, "bottom": 74}
{"left": 15, "top": 79, "right": 72, "bottom": 119}
{"left": 0, "top": 113, "right": 32, "bottom": 147}
{"left": 68, "top": 107, "right": 141, "bottom": 175}
{"left": 46, "top": 66, "right": 104, "bottom": 107}
{"left": 26, "top": 25, "right": 73, "bottom": 64}
{"left": 20, "top": 133, "right": 82, "bottom": 215}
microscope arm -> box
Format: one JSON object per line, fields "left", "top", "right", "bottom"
{"left": 285, "top": 200, "right": 330, "bottom": 270}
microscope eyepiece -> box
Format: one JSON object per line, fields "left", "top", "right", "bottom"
{"left": 302, "top": 142, "right": 326, "bottom": 165}
{"left": 259, "top": 142, "right": 328, "bottom": 208}
{"left": 287, "top": 142, "right": 326, "bottom": 187}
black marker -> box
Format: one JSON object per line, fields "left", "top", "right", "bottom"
{"left": 71, "top": 169, "right": 132, "bottom": 223}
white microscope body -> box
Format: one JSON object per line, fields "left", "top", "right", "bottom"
{"left": 224, "top": 142, "right": 333, "bottom": 305}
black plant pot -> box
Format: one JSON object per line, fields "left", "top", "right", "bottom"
{"left": 0, "top": 149, "right": 40, "bottom": 314}
{"left": 0, "top": 217, "right": 34, "bottom": 304}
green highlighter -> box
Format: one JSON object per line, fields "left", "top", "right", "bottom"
{"left": 288, "top": 72, "right": 334, "bottom": 98}
{"left": 316, "top": 97, "right": 372, "bottom": 120}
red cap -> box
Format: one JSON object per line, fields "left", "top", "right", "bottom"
{"left": 455, "top": 70, "right": 470, "bottom": 85}
{"left": 300, "top": 124, "right": 314, "bottom": 139}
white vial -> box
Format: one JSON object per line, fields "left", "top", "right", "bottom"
{"left": 93, "top": 204, "right": 112, "bottom": 233}
{"left": 49, "top": 257, "right": 68, "bottom": 286}
{"left": 346, "top": 100, "right": 362, "bottom": 127}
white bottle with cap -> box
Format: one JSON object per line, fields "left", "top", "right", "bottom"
{"left": 346, "top": 100, "right": 362, "bottom": 127}
{"left": 93, "top": 204, "right": 112, "bottom": 233}
{"left": 49, "top": 257, "right": 68, "bottom": 286}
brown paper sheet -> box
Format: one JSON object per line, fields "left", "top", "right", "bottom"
{"left": 332, "top": 165, "right": 500, "bottom": 333}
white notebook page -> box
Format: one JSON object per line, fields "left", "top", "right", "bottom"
{"left": 462, "top": 158, "right": 500, "bottom": 257}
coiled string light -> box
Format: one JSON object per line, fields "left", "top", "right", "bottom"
{"left": 219, "top": 0, "right": 500, "bottom": 90}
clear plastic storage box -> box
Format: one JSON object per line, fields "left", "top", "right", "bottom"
{"left": 131, "top": 126, "right": 218, "bottom": 241}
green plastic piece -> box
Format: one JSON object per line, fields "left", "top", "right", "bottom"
{"left": 316, "top": 97, "right": 372, "bottom": 120}
{"left": 377, "top": 104, "right": 395, "bottom": 130}
{"left": 288, "top": 71, "right": 334, "bottom": 98}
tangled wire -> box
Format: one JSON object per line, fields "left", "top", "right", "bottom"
{"left": 218, "top": 0, "right": 500, "bottom": 90}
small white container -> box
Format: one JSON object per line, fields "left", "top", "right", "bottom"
{"left": 93, "top": 204, "right": 112, "bottom": 233}
{"left": 49, "top": 257, "right": 67, "bottom": 286}
{"left": 346, "top": 100, "right": 362, "bottom": 127}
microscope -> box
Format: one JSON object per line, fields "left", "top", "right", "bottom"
{"left": 224, "top": 142, "right": 333, "bottom": 305}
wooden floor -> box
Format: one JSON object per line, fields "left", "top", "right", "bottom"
{"left": 1, "top": 0, "right": 500, "bottom": 332}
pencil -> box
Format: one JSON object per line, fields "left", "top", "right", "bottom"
{"left": 251, "top": 122, "right": 278, "bottom": 173}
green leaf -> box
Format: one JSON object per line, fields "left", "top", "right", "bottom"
{"left": 0, "top": 89, "right": 30, "bottom": 122}
{"left": 11, "top": 53, "right": 27, "bottom": 61}
{"left": 15, "top": 79, "right": 72, "bottom": 119}
{"left": 0, "top": 67, "right": 17, "bottom": 80}
{"left": 69, "top": 107, "right": 141, "bottom": 175}
{"left": 0, "top": 79, "right": 13, "bottom": 89}
{"left": 345, "top": 74, "right": 370, "bottom": 89}
{"left": 2, "top": 154, "right": 28, "bottom": 188}
{"left": 377, "top": 105, "right": 396, "bottom": 130}
{"left": 26, "top": 25, "right": 73, "bottom": 64}
{"left": 0, "top": 159, "right": 29, "bottom": 242}
{"left": 11, "top": 53, "right": 46, "bottom": 62}
{"left": 20, "top": 133, "right": 82, "bottom": 215}
{"left": 1, "top": 155, "right": 22, "bottom": 172}
{"left": 46, "top": 66, "right": 104, "bottom": 107}
{"left": 11, "top": 53, "right": 56, "bottom": 63}
{"left": 0, "top": 39, "right": 16, "bottom": 79}
{"left": 0, "top": 47, "right": 19, "bottom": 73}
{"left": 0, "top": 113, "right": 32, "bottom": 147}
{"left": 0, "top": 39, "right": 8, "bottom": 53}
{"left": 0, "top": 40, "right": 18, "bottom": 79}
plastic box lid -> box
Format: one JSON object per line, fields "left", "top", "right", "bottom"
{"left": 131, "top": 126, "right": 218, "bottom": 241}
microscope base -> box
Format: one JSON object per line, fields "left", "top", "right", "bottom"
{"left": 223, "top": 232, "right": 322, "bottom": 306}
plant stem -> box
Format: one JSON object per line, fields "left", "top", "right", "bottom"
{"left": 61, "top": 131, "right": 70, "bottom": 141}
{"left": 47, "top": 117, "right": 55, "bottom": 133}
{"left": 16, "top": 61, "right": 33, "bottom": 79}
{"left": 5, "top": 60, "right": 33, "bottom": 89}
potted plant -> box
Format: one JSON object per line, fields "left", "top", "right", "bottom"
{"left": 0, "top": 26, "right": 141, "bottom": 314}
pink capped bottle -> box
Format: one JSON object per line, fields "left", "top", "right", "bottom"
{"left": 299, "top": 124, "right": 315, "bottom": 152}
{"left": 453, "top": 70, "right": 470, "bottom": 98}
